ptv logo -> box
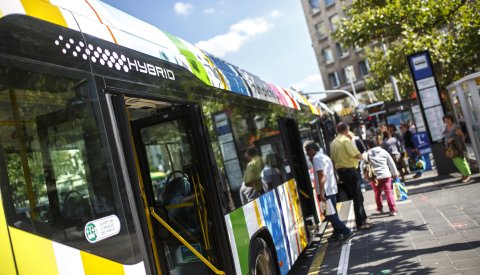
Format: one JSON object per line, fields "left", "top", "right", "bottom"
{"left": 54, "top": 35, "right": 175, "bottom": 80}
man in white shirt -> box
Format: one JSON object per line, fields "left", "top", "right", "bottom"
{"left": 304, "top": 141, "right": 354, "bottom": 243}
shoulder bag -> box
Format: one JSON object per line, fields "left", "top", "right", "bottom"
{"left": 363, "top": 154, "right": 378, "bottom": 186}
{"left": 445, "top": 142, "right": 459, "bottom": 159}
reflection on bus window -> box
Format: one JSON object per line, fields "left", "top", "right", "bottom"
{"left": 0, "top": 66, "right": 140, "bottom": 263}
{"left": 208, "top": 106, "right": 289, "bottom": 212}
{"left": 261, "top": 152, "right": 284, "bottom": 191}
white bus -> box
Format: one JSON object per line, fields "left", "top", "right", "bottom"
{"left": 0, "top": 1, "right": 325, "bottom": 274}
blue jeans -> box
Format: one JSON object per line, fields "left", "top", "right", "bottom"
{"left": 325, "top": 194, "right": 351, "bottom": 235}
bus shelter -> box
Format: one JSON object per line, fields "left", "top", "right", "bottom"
{"left": 447, "top": 72, "right": 480, "bottom": 170}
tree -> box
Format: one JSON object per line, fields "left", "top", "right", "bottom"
{"left": 334, "top": 0, "right": 480, "bottom": 101}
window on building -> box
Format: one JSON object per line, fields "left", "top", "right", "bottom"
{"left": 336, "top": 43, "right": 349, "bottom": 57}
{"left": 329, "top": 14, "right": 340, "bottom": 32}
{"left": 358, "top": 60, "right": 370, "bottom": 77}
{"left": 325, "top": 0, "right": 335, "bottom": 8}
{"left": 344, "top": 65, "right": 357, "bottom": 84}
{"left": 328, "top": 71, "right": 340, "bottom": 88}
{"left": 322, "top": 47, "right": 334, "bottom": 64}
{"left": 315, "top": 22, "right": 328, "bottom": 39}
{"left": 309, "top": 0, "right": 321, "bottom": 13}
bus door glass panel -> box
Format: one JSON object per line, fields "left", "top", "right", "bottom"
{"left": 136, "top": 116, "right": 218, "bottom": 275}
{"left": 0, "top": 65, "right": 140, "bottom": 263}
{"left": 466, "top": 92, "right": 480, "bottom": 125}
{"left": 211, "top": 108, "right": 288, "bottom": 208}
{"left": 38, "top": 117, "right": 92, "bottom": 228}
{"left": 36, "top": 107, "right": 119, "bottom": 228}
{"left": 464, "top": 90, "right": 480, "bottom": 150}
{"left": 278, "top": 118, "right": 317, "bottom": 226}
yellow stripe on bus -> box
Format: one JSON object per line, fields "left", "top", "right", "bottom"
{"left": 20, "top": 0, "right": 67, "bottom": 27}
{"left": 0, "top": 196, "right": 16, "bottom": 275}
{"left": 81, "top": 250, "right": 125, "bottom": 275}
{"left": 253, "top": 200, "right": 263, "bottom": 228}
{"left": 287, "top": 180, "right": 308, "bottom": 249}
{"left": 284, "top": 182, "right": 301, "bottom": 253}
{"left": 9, "top": 227, "right": 59, "bottom": 275}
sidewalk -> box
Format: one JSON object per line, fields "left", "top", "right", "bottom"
{"left": 298, "top": 170, "right": 480, "bottom": 274}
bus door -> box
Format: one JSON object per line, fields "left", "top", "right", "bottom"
{"left": 278, "top": 118, "right": 319, "bottom": 234}
{"left": 126, "top": 100, "right": 225, "bottom": 275}
{"left": 308, "top": 118, "right": 328, "bottom": 154}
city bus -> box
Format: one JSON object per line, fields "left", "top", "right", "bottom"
{"left": 0, "top": 0, "right": 324, "bottom": 274}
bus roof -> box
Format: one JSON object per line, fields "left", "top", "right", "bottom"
{"left": 0, "top": 0, "right": 320, "bottom": 115}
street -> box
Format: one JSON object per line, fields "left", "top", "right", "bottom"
{"left": 292, "top": 170, "right": 480, "bottom": 274}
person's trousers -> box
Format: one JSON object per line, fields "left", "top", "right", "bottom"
{"left": 325, "top": 195, "right": 351, "bottom": 235}
{"left": 452, "top": 156, "right": 471, "bottom": 176}
{"left": 337, "top": 168, "right": 368, "bottom": 228}
{"left": 370, "top": 177, "right": 396, "bottom": 212}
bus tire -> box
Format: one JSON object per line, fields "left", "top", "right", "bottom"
{"left": 249, "top": 237, "right": 277, "bottom": 275}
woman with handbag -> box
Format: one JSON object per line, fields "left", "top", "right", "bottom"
{"left": 443, "top": 114, "right": 471, "bottom": 183}
{"left": 364, "top": 139, "right": 399, "bottom": 216}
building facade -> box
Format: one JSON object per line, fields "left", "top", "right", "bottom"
{"left": 300, "top": 0, "right": 375, "bottom": 115}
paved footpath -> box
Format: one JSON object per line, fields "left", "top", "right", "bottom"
{"left": 291, "top": 171, "right": 480, "bottom": 274}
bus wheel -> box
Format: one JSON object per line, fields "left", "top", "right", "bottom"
{"left": 250, "top": 238, "right": 277, "bottom": 275}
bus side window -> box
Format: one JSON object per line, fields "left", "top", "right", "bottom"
{"left": 207, "top": 105, "right": 288, "bottom": 212}
{"left": 0, "top": 66, "right": 141, "bottom": 264}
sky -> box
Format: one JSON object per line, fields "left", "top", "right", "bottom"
{"left": 102, "top": 0, "right": 326, "bottom": 100}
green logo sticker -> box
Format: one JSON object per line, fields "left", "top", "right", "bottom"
{"left": 84, "top": 215, "right": 121, "bottom": 243}
{"left": 85, "top": 223, "right": 97, "bottom": 242}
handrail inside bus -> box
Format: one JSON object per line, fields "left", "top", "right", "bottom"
{"left": 150, "top": 208, "right": 225, "bottom": 275}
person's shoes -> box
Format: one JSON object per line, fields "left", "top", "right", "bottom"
{"left": 358, "top": 223, "right": 373, "bottom": 230}
{"left": 342, "top": 231, "right": 355, "bottom": 244}
{"left": 372, "top": 209, "right": 384, "bottom": 215}
{"left": 389, "top": 211, "right": 397, "bottom": 216}
{"left": 413, "top": 173, "right": 422, "bottom": 179}
{"left": 461, "top": 176, "right": 471, "bottom": 183}
{"left": 328, "top": 234, "right": 343, "bottom": 242}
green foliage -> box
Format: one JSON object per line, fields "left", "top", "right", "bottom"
{"left": 5, "top": 148, "right": 85, "bottom": 209}
{"left": 334, "top": 0, "right": 480, "bottom": 100}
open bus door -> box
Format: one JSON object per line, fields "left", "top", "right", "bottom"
{"left": 110, "top": 94, "right": 231, "bottom": 275}
{"left": 278, "top": 118, "right": 319, "bottom": 236}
